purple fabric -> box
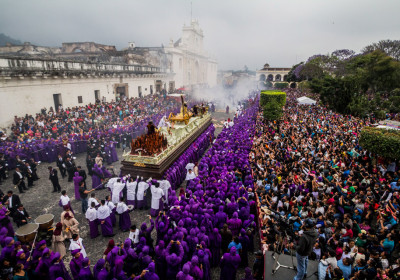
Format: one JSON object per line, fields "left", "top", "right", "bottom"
{"left": 88, "top": 219, "right": 99, "bottom": 239}
{"left": 99, "top": 217, "right": 114, "bottom": 237}
{"left": 118, "top": 211, "right": 131, "bottom": 231}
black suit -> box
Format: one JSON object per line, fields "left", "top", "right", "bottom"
{"left": 65, "top": 160, "right": 76, "bottom": 182}
{"left": 56, "top": 157, "right": 66, "bottom": 178}
{"left": 49, "top": 169, "right": 61, "bottom": 192}
{"left": 13, "top": 172, "right": 27, "bottom": 193}
{"left": 2, "top": 194, "right": 21, "bottom": 215}
{"left": 24, "top": 167, "right": 34, "bottom": 187}
{"left": 13, "top": 208, "right": 30, "bottom": 227}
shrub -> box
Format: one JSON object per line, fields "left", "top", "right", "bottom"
{"left": 274, "top": 82, "right": 289, "bottom": 89}
{"left": 263, "top": 100, "right": 283, "bottom": 120}
{"left": 360, "top": 127, "right": 400, "bottom": 160}
{"left": 260, "top": 90, "right": 286, "bottom": 108}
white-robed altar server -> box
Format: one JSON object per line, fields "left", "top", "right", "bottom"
{"left": 159, "top": 180, "right": 171, "bottom": 205}
{"left": 116, "top": 197, "right": 131, "bottom": 231}
{"left": 137, "top": 177, "right": 150, "bottom": 210}
{"left": 85, "top": 202, "right": 99, "bottom": 239}
{"left": 105, "top": 195, "right": 116, "bottom": 227}
{"left": 150, "top": 180, "right": 165, "bottom": 216}
{"left": 111, "top": 179, "right": 125, "bottom": 204}
{"left": 127, "top": 176, "right": 138, "bottom": 207}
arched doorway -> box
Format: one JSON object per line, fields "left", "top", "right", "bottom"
{"left": 275, "top": 74, "right": 281, "bottom": 81}
{"left": 267, "top": 74, "right": 274, "bottom": 81}
{"left": 259, "top": 74, "right": 266, "bottom": 81}
{"left": 283, "top": 75, "right": 288, "bottom": 81}
{"left": 290, "top": 82, "right": 297, "bottom": 88}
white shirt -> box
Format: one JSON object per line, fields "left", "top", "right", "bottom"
{"left": 8, "top": 196, "right": 13, "bottom": 208}
{"left": 69, "top": 238, "right": 87, "bottom": 258}
{"left": 85, "top": 207, "right": 97, "bottom": 222}
{"left": 129, "top": 229, "right": 140, "bottom": 244}
{"left": 97, "top": 205, "right": 111, "bottom": 220}
{"left": 116, "top": 202, "right": 129, "bottom": 214}
{"left": 60, "top": 195, "right": 70, "bottom": 206}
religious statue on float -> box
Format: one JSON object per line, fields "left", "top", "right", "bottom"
{"left": 168, "top": 95, "right": 193, "bottom": 125}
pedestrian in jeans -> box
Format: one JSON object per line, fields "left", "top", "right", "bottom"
{"left": 291, "top": 219, "right": 318, "bottom": 280}
{"left": 78, "top": 181, "right": 94, "bottom": 214}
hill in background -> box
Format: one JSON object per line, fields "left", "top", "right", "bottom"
{"left": 0, "top": 33, "right": 23, "bottom": 46}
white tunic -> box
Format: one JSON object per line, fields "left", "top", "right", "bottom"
{"left": 185, "top": 171, "right": 196, "bottom": 181}
{"left": 60, "top": 195, "right": 70, "bottom": 206}
{"left": 111, "top": 182, "right": 125, "bottom": 204}
{"left": 97, "top": 205, "right": 111, "bottom": 220}
{"left": 85, "top": 207, "right": 97, "bottom": 222}
{"left": 159, "top": 180, "right": 171, "bottom": 204}
{"left": 129, "top": 229, "right": 140, "bottom": 244}
{"left": 105, "top": 201, "right": 116, "bottom": 211}
{"left": 126, "top": 181, "right": 138, "bottom": 201}
{"left": 107, "top": 177, "right": 119, "bottom": 192}
{"left": 88, "top": 197, "right": 99, "bottom": 207}
{"left": 116, "top": 202, "right": 129, "bottom": 214}
{"left": 137, "top": 181, "right": 150, "bottom": 201}
{"left": 150, "top": 185, "right": 165, "bottom": 210}
{"left": 69, "top": 237, "right": 87, "bottom": 258}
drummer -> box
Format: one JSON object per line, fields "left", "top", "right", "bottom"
{"left": 13, "top": 204, "right": 31, "bottom": 227}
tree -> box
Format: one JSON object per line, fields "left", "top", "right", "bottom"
{"left": 362, "top": 39, "right": 400, "bottom": 61}
{"left": 347, "top": 50, "right": 400, "bottom": 93}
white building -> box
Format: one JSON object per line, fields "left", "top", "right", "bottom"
{"left": 0, "top": 21, "right": 218, "bottom": 129}
{"left": 0, "top": 57, "right": 171, "bottom": 128}
{"left": 165, "top": 20, "right": 217, "bottom": 89}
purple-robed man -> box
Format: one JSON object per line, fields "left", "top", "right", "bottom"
{"left": 69, "top": 249, "right": 83, "bottom": 280}
{"left": 49, "top": 252, "right": 72, "bottom": 280}
{"left": 78, "top": 257, "right": 93, "bottom": 280}
{"left": 73, "top": 172, "right": 83, "bottom": 201}
{"left": 220, "top": 247, "right": 241, "bottom": 280}
{"left": 176, "top": 263, "right": 194, "bottom": 280}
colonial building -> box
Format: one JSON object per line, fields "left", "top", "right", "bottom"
{"left": 0, "top": 56, "right": 170, "bottom": 128}
{"left": 165, "top": 20, "right": 218, "bottom": 90}
{"left": 0, "top": 21, "right": 217, "bottom": 128}
{"left": 256, "top": 63, "right": 296, "bottom": 88}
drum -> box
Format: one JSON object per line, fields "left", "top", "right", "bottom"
{"left": 35, "top": 214, "right": 54, "bottom": 231}
{"left": 15, "top": 223, "right": 38, "bottom": 243}
{"left": 127, "top": 205, "right": 134, "bottom": 212}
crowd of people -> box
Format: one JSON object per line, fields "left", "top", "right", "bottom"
{"left": 252, "top": 89, "right": 400, "bottom": 280}
{"left": 0, "top": 91, "right": 265, "bottom": 280}
{"left": 0, "top": 94, "right": 181, "bottom": 170}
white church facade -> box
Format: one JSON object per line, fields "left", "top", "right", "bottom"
{"left": 165, "top": 20, "right": 217, "bottom": 90}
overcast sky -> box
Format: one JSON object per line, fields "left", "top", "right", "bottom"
{"left": 1, "top": 0, "right": 399, "bottom": 70}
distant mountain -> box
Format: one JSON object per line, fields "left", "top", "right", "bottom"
{"left": 0, "top": 33, "right": 23, "bottom": 46}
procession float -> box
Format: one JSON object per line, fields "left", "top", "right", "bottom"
{"left": 121, "top": 95, "right": 212, "bottom": 178}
